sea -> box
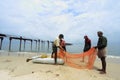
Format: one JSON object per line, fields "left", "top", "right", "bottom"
{"left": 0, "top": 37, "right": 120, "bottom": 63}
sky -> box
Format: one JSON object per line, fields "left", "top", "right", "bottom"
{"left": 0, "top": 0, "right": 120, "bottom": 45}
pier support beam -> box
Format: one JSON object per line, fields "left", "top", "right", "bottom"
{"left": 0, "top": 37, "right": 3, "bottom": 50}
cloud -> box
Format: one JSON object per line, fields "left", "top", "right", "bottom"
{"left": 0, "top": 0, "right": 120, "bottom": 44}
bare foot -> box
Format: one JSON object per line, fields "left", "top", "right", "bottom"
{"left": 100, "top": 71, "right": 106, "bottom": 74}
{"left": 97, "top": 69, "right": 103, "bottom": 71}
{"left": 26, "top": 58, "right": 31, "bottom": 62}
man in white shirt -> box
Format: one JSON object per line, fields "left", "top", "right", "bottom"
{"left": 51, "top": 34, "right": 64, "bottom": 64}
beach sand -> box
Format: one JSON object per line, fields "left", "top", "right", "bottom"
{"left": 0, "top": 52, "right": 120, "bottom": 80}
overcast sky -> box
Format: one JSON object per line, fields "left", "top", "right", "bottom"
{"left": 0, "top": 0, "right": 120, "bottom": 45}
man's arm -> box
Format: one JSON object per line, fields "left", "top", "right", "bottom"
{"left": 58, "top": 46, "right": 64, "bottom": 51}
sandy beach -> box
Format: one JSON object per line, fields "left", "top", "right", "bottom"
{"left": 0, "top": 52, "right": 120, "bottom": 80}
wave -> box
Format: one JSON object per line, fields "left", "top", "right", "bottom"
{"left": 1, "top": 50, "right": 120, "bottom": 59}
{"left": 107, "top": 55, "right": 120, "bottom": 59}
{"left": 0, "top": 50, "right": 8, "bottom": 52}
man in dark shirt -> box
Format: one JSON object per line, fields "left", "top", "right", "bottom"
{"left": 83, "top": 35, "right": 91, "bottom": 52}
{"left": 82, "top": 35, "right": 91, "bottom": 62}
{"left": 96, "top": 31, "right": 107, "bottom": 74}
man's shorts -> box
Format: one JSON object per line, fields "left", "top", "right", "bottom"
{"left": 52, "top": 45, "right": 57, "bottom": 53}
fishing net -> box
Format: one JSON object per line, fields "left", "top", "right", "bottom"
{"left": 58, "top": 47, "right": 97, "bottom": 69}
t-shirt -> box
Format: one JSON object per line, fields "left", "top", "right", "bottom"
{"left": 97, "top": 36, "right": 107, "bottom": 49}
{"left": 53, "top": 37, "right": 60, "bottom": 47}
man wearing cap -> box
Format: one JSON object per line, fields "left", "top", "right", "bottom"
{"left": 83, "top": 35, "right": 91, "bottom": 52}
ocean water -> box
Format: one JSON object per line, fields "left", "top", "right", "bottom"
{"left": 0, "top": 37, "right": 120, "bottom": 62}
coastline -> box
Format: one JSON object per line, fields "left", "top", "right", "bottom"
{"left": 0, "top": 52, "right": 120, "bottom": 80}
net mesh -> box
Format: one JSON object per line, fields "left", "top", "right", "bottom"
{"left": 58, "top": 47, "right": 97, "bottom": 69}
